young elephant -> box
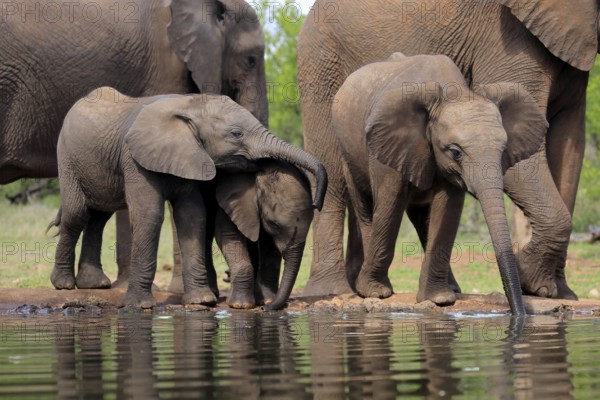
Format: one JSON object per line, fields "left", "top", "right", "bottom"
{"left": 214, "top": 160, "right": 314, "bottom": 310}
{"left": 51, "top": 87, "right": 327, "bottom": 308}
{"left": 333, "top": 53, "right": 549, "bottom": 316}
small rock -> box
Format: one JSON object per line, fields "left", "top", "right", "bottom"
{"left": 414, "top": 300, "right": 437, "bottom": 312}
{"left": 13, "top": 304, "right": 39, "bottom": 315}
{"left": 363, "top": 298, "right": 390, "bottom": 312}
{"left": 552, "top": 304, "right": 574, "bottom": 316}
{"left": 343, "top": 302, "right": 366, "bottom": 313}
{"left": 388, "top": 303, "right": 415, "bottom": 313}
{"left": 63, "top": 306, "right": 85, "bottom": 316}
{"left": 331, "top": 297, "right": 345, "bottom": 309}
{"left": 589, "top": 288, "right": 599, "bottom": 298}
{"left": 309, "top": 300, "right": 338, "bottom": 313}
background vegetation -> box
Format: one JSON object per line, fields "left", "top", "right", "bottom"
{"left": 0, "top": 2, "right": 598, "bottom": 297}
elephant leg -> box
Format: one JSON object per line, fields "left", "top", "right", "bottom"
{"left": 256, "top": 231, "right": 282, "bottom": 306}
{"left": 215, "top": 209, "right": 255, "bottom": 309}
{"left": 545, "top": 95, "right": 586, "bottom": 300}
{"left": 167, "top": 200, "right": 218, "bottom": 297}
{"left": 76, "top": 209, "right": 112, "bottom": 289}
{"left": 355, "top": 161, "right": 406, "bottom": 299}
{"left": 302, "top": 199, "right": 350, "bottom": 297}
{"left": 167, "top": 205, "right": 184, "bottom": 294}
{"left": 113, "top": 210, "right": 132, "bottom": 288}
{"left": 51, "top": 205, "right": 89, "bottom": 290}
{"left": 171, "top": 191, "right": 217, "bottom": 307}
{"left": 121, "top": 190, "right": 164, "bottom": 308}
{"left": 343, "top": 159, "right": 368, "bottom": 291}
{"left": 416, "top": 183, "right": 465, "bottom": 305}
{"left": 407, "top": 204, "right": 462, "bottom": 294}
{"left": 203, "top": 186, "right": 219, "bottom": 298}
{"left": 504, "top": 150, "right": 572, "bottom": 299}
{"left": 301, "top": 75, "right": 352, "bottom": 297}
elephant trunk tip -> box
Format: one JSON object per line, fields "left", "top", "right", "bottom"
{"left": 313, "top": 164, "right": 328, "bottom": 210}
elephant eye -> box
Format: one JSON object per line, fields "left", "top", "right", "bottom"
{"left": 247, "top": 56, "right": 257, "bottom": 69}
{"left": 448, "top": 145, "right": 463, "bottom": 162}
{"left": 230, "top": 129, "right": 243, "bottom": 139}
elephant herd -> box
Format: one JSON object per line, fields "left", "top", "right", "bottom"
{"left": 0, "top": 0, "right": 597, "bottom": 315}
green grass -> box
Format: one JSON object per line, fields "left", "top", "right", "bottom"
{"left": 0, "top": 193, "right": 598, "bottom": 299}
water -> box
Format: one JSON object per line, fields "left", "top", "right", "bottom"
{"left": 0, "top": 310, "right": 599, "bottom": 399}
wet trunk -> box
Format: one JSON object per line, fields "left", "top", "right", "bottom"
{"left": 477, "top": 185, "right": 526, "bottom": 316}
{"left": 265, "top": 241, "right": 306, "bottom": 311}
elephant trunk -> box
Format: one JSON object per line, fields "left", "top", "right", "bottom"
{"left": 475, "top": 181, "right": 526, "bottom": 316}
{"left": 264, "top": 241, "right": 306, "bottom": 311}
{"left": 252, "top": 130, "right": 328, "bottom": 210}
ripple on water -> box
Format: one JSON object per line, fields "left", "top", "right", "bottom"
{"left": 0, "top": 312, "right": 598, "bottom": 398}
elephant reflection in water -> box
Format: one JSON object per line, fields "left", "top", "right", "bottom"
{"left": 54, "top": 318, "right": 110, "bottom": 399}
{"left": 114, "top": 314, "right": 161, "bottom": 399}
{"left": 213, "top": 312, "right": 311, "bottom": 400}
{"left": 171, "top": 314, "right": 218, "bottom": 398}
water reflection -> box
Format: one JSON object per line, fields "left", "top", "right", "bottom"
{"left": 0, "top": 311, "right": 595, "bottom": 398}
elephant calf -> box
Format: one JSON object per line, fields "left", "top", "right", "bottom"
{"left": 333, "top": 53, "right": 549, "bottom": 315}
{"left": 215, "top": 160, "right": 314, "bottom": 310}
{"left": 51, "top": 87, "right": 327, "bottom": 308}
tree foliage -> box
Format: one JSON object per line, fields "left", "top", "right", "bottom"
{"left": 260, "top": 0, "right": 305, "bottom": 147}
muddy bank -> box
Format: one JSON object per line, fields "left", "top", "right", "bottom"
{"left": 1, "top": 288, "right": 599, "bottom": 316}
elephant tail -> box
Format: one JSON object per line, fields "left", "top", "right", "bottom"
{"left": 46, "top": 207, "right": 62, "bottom": 237}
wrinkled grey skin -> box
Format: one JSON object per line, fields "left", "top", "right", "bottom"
{"left": 298, "top": 0, "right": 595, "bottom": 299}
{"left": 334, "top": 53, "right": 548, "bottom": 315}
{"left": 213, "top": 160, "right": 314, "bottom": 310}
{"left": 0, "top": 0, "right": 268, "bottom": 288}
{"left": 51, "top": 88, "right": 327, "bottom": 308}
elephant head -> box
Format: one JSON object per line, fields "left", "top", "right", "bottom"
{"left": 125, "top": 94, "right": 327, "bottom": 209}
{"left": 215, "top": 160, "right": 314, "bottom": 310}
{"left": 360, "top": 54, "right": 548, "bottom": 314}
{"left": 167, "top": 0, "right": 268, "bottom": 125}
{"left": 499, "top": 0, "right": 599, "bottom": 71}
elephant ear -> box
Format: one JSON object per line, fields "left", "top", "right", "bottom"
{"left": 215, "top": 172, "right": 260, "bottom": 242}
{"left": 499, "top": 0, "right": 598, "bottom": 71}
{"left": 125, "top": 96, "right": 216, "bottom": 181}
{"left": 365, "top": 86, "right": 437, "bottom": 190}
{"left": 167, "top": 0, "right": 226, "bottom": 93}
{"left": 476, "top": 82, "right": 548, "bottom": 169}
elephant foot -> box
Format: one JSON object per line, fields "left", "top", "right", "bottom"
{"left": 167, "top": 274, "right": 184, "bottom": 294}
{"left": 227, "top": 289, "right": 256, "bottom": 309}
{"left": 417, "top": 286, "right": 456, "bottom": 306}
{"left": 51, "top": 266, "right": 75, "bottom": 290}
{"left": 517, "top": 247, "right": 559, "bottom": 298}
{"left": 182, "top": 288, "right": 217, "bottom": 307}
{"left": 355, "top": 272, "right": 393, "bottom": 299}
{"left": 75, "top": 263, "right": 111, "bottom": 289}
{"left": 258, "top": 286, "right": 277, "bottom": 306}
{"left": 556, "top": 276, "right": 578, "bottom": 300}
{"left": 303, "top": 265, "right": 353, "bottom": 297}
{"left": 448, "top": 270, "right": 462, "bottom": 294}
{"left": 120, "top": 291, "right": 157, "bottom": 309}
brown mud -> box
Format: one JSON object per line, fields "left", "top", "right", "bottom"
{"left": 1, "top": 288, "right": 599, "bottom": 316}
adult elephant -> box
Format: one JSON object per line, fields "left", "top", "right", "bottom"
{"left": 0, "top": 0, "right": 268, "bottom": 286}
{"left": 298, "top": 0, "right": 595, "bottom": 299}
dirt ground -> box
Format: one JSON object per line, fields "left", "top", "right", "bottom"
{"left": 1, "top": 288, "right": 599, "bottom": 316}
